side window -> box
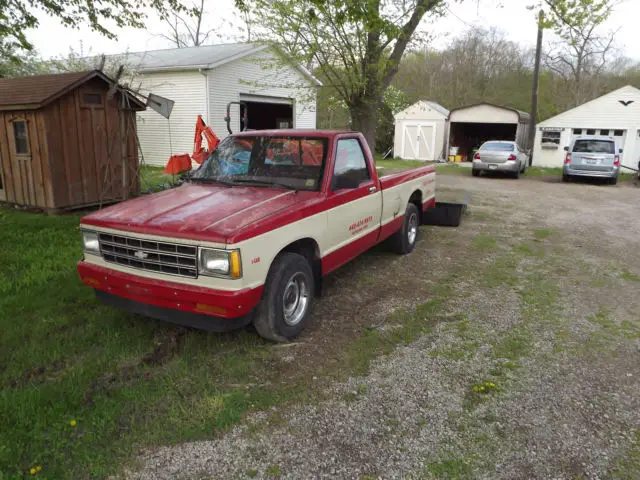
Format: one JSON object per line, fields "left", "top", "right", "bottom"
{"left": 332, "top": 139, "right": 370, "bottom": 190}
{"left": 13, "top": 120, "right": 29, "bottom": 155}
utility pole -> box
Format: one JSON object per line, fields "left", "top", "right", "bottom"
{"left": 528, "top": 9, "right": 544, "bottom": 166}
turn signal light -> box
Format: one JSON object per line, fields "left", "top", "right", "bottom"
{"left": 195, "top": 303, "right": 227, "bottom": 316}
{"left": 565, "top": 153, "right": 572, "bottom": 164}
{"left": 82, "top": 277, "right": 101, "bottom": 287}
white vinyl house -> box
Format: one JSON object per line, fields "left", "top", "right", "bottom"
{"left": 533, "top": 85, "right": 640, "bottom": 170}
{"left": 393, "top": 101, "right": 449, "bottom": 161}
{"left": 120, "top": 43, "right": 321, "bottom": 166}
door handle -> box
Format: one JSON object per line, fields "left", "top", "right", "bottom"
{"left": 369, "top": 186, "right": 377, "bottom": 193}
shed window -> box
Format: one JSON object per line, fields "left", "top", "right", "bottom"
{"left": 573, "top": 128, "right": 582, "bottom": 135}
{"left": 13, "top": 121, "right": 29, "bottom": 154}
{"left": 541, "top": 130, "right": 561, "bottom": 147}
{"left": 586, "top": 128, "right": 596, "bottom": 135}
{"left": 83, "top": 93, "right": 103, "bottom": 105}
{"left": 614, "top": 129, "right": 624, "bottom": 136}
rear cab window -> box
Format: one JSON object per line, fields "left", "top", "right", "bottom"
{"left": 572, "top": 140, "right": 615, "bottom": 154}
{"left": 480, "top": 142, "right": 514, "bottom": 152}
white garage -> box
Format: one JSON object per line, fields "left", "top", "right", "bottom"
{"left": 532, "top": 85, "right": 640, "bottom": 170}
{"left": 393, "top": 101, "right": 449, "bottom": 161}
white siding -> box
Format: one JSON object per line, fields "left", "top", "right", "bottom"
{"left": 533, "top": 85, "right": 640, "bottom": 169}
{"left": 136, "top": 71, "right": 206, "bottom": 166}
{"left": 393, "top": 101, "right": 448, "bottom": 160}
{"left": 449, "top": 104, "right": 519, "bottom": 124}
{"left": 207, "top": 49, "right": 317, "bottom": 138}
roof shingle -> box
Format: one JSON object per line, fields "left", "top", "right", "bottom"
{"left": 0, "top": 71, "right": 92, "bottom": 108}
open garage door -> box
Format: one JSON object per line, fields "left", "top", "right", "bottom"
{"left": 402, "top": 123, "right": 436, "bottom": 161}
{"left": 449, "top": 122, "right": 517, "bottom": 161}
{"left": 239, "top": 94, "right": 293, "bottom": 130}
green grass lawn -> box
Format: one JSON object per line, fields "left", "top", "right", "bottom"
{"left": 0, "top": 207, "right": 297, "bottom": 479}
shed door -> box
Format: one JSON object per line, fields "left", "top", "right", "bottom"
{"left": 402, "top": 123, "right": 436, "bottom": 161}
{"left": 4, "top": 115, "right": 36, "bottom": 205}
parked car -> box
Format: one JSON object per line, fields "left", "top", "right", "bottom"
{"left": 77, "top": 130, "right": 436, "bottom": 341}
{"left": 472, "top": 141, "right": 528, "bottom": 179}
{"left": 563, "top": 135, "right": 622, "bottom": 184}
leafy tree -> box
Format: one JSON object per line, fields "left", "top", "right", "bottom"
{"left": 539, "top": 0, "right": 621, "bottom": 106}
{"left": 235, "top": 0, "right": 446, "bottom": 150}
{"left": 1, "top": 0, "right": 189, "bottom": 62}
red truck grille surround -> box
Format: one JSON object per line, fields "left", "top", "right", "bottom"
{"left": 98, "top": 233, "right": 198, "bottom": 278}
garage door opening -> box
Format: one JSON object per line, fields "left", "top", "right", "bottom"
{"left": 240, "top": 101, "right": 293, "bottom": 130}
{"left": 449, "top": 122, "right": 517, "bottom": 161}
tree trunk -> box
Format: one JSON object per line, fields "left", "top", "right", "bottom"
{"left": 349, "top": 97, "right": 379, "bottom": 154}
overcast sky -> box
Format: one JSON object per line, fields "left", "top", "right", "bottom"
{"left": 28, "top": 0, "right": 640, "bottom": 61}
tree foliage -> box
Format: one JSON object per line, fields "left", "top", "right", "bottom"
{"left": 236, "top": 0, "right": 446, "bottom": 150}
{"left": 1, "top": 0, "right": 190, "bottom": 61}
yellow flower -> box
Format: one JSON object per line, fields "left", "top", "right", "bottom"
{"left": 30, "top": 468, "right": 36, "bottom": 475}
{"left": 36, "top": 466, "right": 42, "bottom": 472}
{"left": 480, "top": 386, "right": 485, "bottom": 391}
{"left": 489, "top": 383, "right": 496, "bottom": 387}
{"left": 70, "top": 419, "right": 77, "bottom": 427}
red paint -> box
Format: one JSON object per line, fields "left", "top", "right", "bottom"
{"left": 378, "top": 216, "right": 405, "bottom": 242}
{"left": 78, "top": 261, "right": 263, "bottom": 318}
{"left": 321, "top": 228, "right": 380, "bottom": 275}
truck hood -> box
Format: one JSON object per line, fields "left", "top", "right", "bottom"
{"left": 81, "top": 183, "right": 301, "bottom": 244}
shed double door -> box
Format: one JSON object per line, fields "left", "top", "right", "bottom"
{"left": 402, "top": 122, "right": 436, "bottom": 161}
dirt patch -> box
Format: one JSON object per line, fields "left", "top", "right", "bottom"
{"left": 8, "top": 359, "right": 67, "bottom": 388}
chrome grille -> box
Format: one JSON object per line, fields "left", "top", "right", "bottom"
{"left": 98, "top": 233, "right": 198, "bottom": 278}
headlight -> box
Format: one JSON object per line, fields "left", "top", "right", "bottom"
{"left": 82, "top": 229, "right": 100, "bottom": 254}
{"left": 198, "top": 248, "right": 242, "bottom": 278}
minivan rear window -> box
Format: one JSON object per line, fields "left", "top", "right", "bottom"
{"left": 480, "top": 142, "right": 514, "bottom": 151}
{"left": 573, "top": 140, "right": 615, "bottom": 154}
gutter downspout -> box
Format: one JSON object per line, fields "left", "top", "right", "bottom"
{"left": 199, "top": 68, "right": 210, "bottom": 125}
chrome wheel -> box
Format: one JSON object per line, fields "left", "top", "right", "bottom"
{"left": 407, "top": 212, "right": 418, "bottom": 245}
{"left": 282, "top": 272, "right": 310, "bottom": 326}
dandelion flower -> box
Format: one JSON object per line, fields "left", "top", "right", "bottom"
{"left": 70, "top": 419, "right": 77, "bottom": 427}
{"left": 480, "top": 386, "right": 485, "bottom": 391}
{"left": 36, "top": 466, "right": 42, "bottom": 472}
{"left": 30, "top": 468, "right": 36, "bottom": 475}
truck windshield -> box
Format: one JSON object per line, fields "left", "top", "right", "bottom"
{"left": 573, "top": 140, "right": 615, "bottom": 154}
{"left": 190, "top": 135, "right": 329, "bottom": 191}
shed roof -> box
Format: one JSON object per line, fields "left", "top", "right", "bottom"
{"left": 450, "top": 102, "right": 530, "bottom": 123}
{"left": 0, "top": 70, "right": 146, "bottom": 111}
{"left": 422, "top": 100, "right": 450, "bottom": 117}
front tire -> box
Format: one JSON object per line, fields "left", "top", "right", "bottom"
{"left": 391, "top": 203, "right": 420, "bottom": 254}
{"left": 253, "top": 253, "right": 315, "bottom": 342}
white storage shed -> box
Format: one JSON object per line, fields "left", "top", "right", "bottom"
{"left": 124, "top": 43, "right": 321, "bottom": 166}
{"left": 393, "top": 101, "right": 449, "bottom": 161}
{"left": 532, "top": 85, "right": 640, "bottom": 170}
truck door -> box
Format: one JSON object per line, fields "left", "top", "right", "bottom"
{"left": 323, "top": 137, "right": 382, "bottom": 271}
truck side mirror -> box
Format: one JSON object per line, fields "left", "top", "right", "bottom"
{"left": 563, "top": 146, "right": 569, "bottom": 151}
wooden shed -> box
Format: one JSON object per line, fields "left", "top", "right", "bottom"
{"left": 0, "top": 70, "right": 145, "bottom": 210}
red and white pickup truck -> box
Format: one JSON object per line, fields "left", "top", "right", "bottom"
{"left": 78, "top": 130, "right": 436, "bottom": 341}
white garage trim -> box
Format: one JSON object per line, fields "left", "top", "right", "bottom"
{"left": 239, "top": 93, "right": 293, "bottom": 104}
{"left": 401, "top": 122, "right": 437, "bottom": 161}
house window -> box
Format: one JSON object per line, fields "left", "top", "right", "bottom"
{"left": 586, "top": 128, "right": 596, "bottom": 135}
{"left": 600, "top": 129, "right": 610, "bottom": 136}
{"left": 83, "top": 93, "right": 103, "bottom": 105}
{"left": 541, "top": 130, "right": 561, "bottom": 147}
{"left": 614, "top": 129, "right": 624, "bottom": 136}
{"left": 13, "top": 120, "right": 29, "bottom": 154}
{"left": 573, "top": 128, "right": 583, "bottom": 135}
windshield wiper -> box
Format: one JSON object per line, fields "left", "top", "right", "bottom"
{"left": 230, "top": 178, "right": 297, "bottom": 191}
{"left": 189, "top": 176, "right": 236, "bottom": 187}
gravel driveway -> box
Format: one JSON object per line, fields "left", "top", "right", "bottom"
{"left": 126, "top": 174, "right": 640, "bottom": 480}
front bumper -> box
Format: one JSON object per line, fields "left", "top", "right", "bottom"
{"left": 472, "top": 160, "right": 519, "bottom": 173}
{"left": 563, "top": 165, "right": 619, "bottom": 179}
{"left": 77, "top": 262, "right": 263, "bottom": 330}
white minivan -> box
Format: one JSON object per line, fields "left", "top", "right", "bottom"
{"left": 563, "top": 136, "right": 622, "bottom": 184}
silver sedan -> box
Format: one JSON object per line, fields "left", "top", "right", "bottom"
{"left": 472, "top": 141, "right": 529, "bottom": 179}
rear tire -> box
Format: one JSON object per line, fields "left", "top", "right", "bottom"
{"left": 472, "top": 169, "right": 480, "bottom": 177}
{"left": 512, "top": 168, "right": 520, "bottom": 179}
{"left": 253, "top": 253, "right": 315, "bottom": 342}
{"left": 562, "top": 174, "right": 571, "bottom": 182}
{"left": 390, "top": 203, "right": 420, "bottom": 254}
{"left": 610, "top": 176, "right": 618, "bottom": 185}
